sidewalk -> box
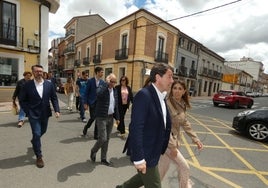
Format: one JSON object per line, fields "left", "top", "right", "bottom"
{"left": 0, "top": 96, "right": 212, "bottom": 113}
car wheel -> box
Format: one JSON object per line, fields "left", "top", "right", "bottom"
{"left": 233, "top": 101, "right": 239, "bottom": 109}
{"left": 247, "top": 101, "right": 253, "bottom": 109}
{"left": 213, "top": 102, "right": 219, "bottom": 107}
{"left": 247, "top": 122, "right": 268, "bottom": 142}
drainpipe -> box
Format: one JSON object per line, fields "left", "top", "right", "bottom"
{"left": 131, "top": 13, "right": 137, "bottom": 89}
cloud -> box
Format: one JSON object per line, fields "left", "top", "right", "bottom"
{"left": 48, "top": 0, "right": 268, "bottom": 73}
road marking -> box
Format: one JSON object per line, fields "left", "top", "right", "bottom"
{"left": 188, "top": 113, "right": 268, "bottom": 186}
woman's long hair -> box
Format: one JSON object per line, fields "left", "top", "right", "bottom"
{"left": 168, "top": 80, "right": 191, "bottom": 109}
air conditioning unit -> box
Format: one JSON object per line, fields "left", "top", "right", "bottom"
{"left": 34, "top": 40, "right": 40, "bottom": 48}
{"left": 27, "top": 39, "right": 34, "bottom": 47}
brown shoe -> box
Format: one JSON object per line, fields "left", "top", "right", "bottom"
{"left": 36, "top": 157, "right": 44, "bottom": 168}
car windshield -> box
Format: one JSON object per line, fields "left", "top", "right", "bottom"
{"left": 219, "top": 91, "right": 233, "bottom": 95}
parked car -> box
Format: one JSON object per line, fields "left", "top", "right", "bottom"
{"left": 232, "top": 108, "right": 268, "bottom": 142}
{"left": 245, "top": 91, "right": 256, "bottom": 98}
{"left": 56, "top": 77, "right": 67, "bottom": 93}
{"left": 212, "top": 90, "right": 254, "bottom": 109}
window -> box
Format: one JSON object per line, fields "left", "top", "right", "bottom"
{"left": 204, "top": 81, "right": 207, "bottom": 92}
{"left": 86, "top": 47, "right": 90, "bottom": 58}
{"left": 179, "top": 37, "right": 184, "bottom": 47}
{"left": 105, "top": 68, "right": 112, "bottom": 78}
{"left": 158, "top": 36, "right": 164, "bottom": 53}
{"left": 0, "top": 56, "right": 19, "bottom": 86}
{"left": 191, "top": 61, "right": 195, "bottom": 68}
{"left": 181, "top": 57, "right": 185, "bottom": 66}
{"left": 121, "top": 34, "right": 127, "bottom": 49}
{"left": 0, "top": 1, "right": 17, "bottom": 45}
{"left": 119, "top": 67, "right": 125, "bottom": 78}
{"left": 97, "top": 43, "right": 102, "bottom": 55}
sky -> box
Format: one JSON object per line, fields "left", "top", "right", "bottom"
{"left": 48, "top": 0, "right": 268, "bottom": 73}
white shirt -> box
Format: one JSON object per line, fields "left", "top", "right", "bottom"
{"left": 108, "top": 88, "right": 115, "bottom": 115}
{"left": 34, "top": 79, "right": 44, "bottom": 98}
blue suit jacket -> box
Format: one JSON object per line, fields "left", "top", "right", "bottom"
{"left": 84, "top": 77, "right": 105, "bottom": 106}
{"left": 20, "top": 79, "right": 60, "bottom": 119}
{"left": 127, "top": 84, "right": 171, "bottom": 168}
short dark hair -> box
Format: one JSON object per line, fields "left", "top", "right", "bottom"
{"left": 149, "top": 63, "right": 173, "bottom": 83}
{"left": 95, "top": 66, "right": 103, "bottom": 74}
{"left": 23, "top": 71, "right": 32, "bottom": 76}
{"left": 31, "top": 64, "right": 43, "bottom": 70}
{"left": 82, "top": 71, "right": 87, "bottom": 75}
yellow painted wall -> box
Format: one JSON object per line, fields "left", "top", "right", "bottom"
{"left": 20, "top": 0, "right": 40, "bottom": 48}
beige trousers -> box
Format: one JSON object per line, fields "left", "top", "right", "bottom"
{"left": 158, "top": 148, "right": 193, "bottom": 188}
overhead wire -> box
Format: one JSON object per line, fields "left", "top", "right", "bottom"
{"left": 136, "top": 0, "right": 243, "bottom": 28}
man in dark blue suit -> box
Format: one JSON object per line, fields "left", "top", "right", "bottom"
{"left": 20, "top": 65, "right": 60, "bottom": 168}
{"left": 82, "top": 67, "right": 104, "bottom": 138}
{"left": 117, "top": 63, "right": 174, "bottom": 188}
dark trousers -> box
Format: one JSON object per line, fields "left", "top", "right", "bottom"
{"left": 79, "top": 96, "right": 85, "bottom": 119}
{"left": 83, "top": 103, "right": 98, "bottom": 138}
{"left": 119, "top": 165, "right": 161, "bottom": 188}
{"left": 117, "top": 104, "right": 128, "bottom": 134}
{"left": 29, "top": 117, "right": 49, "bottom": 158}
{"left": 75, "top": 96, "right": 80, "bottom": 111}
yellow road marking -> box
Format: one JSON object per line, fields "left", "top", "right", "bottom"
{"left": 187, "top": 160, "right": 242, "bottom": 188}
{"left": 188, "top": 113, "right": 268, "bottom": 186}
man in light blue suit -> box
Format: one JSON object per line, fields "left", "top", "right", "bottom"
{"left": 20, "top": 65, "right": 60, "bottom": 168}
{"left": 117, "top": 63, "right": 174, "bottom": 188}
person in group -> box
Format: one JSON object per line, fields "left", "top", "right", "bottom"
{"left": 64, "top": 77, "right": 75, "bottom": 111}
{"left": 83, "top": 67, "right": 105, "bottom": 140}
{"left": 158, "top": 80, "right": 203, "bottom": 188}
{"left": 47, "top": 72, "right": 57, "bottom": 90}
{"left": 42, "top": 71, "right": 48, "bottom": 79}
{"left": 20, "top": 64, "right": 60, "bottom": 168}
{"left": 12, "top": 71, "right": 32, "bottom": 127}
{"left": 76, "top": 71, "right": 89, "bottom": 122}
{"left": 75, "top": 77, "right": 81, "bottom": 112}
{"left": 90, "top": 73, "right": 120, "bottom": 166}
{"left": 83, "top": 67, "right": 104, "bottom": 139}
{"left": 115, "top": 75, "right": 133, "bottom": 139}
{"left": 117, "top": 63, "right": 174, "bottom": 188}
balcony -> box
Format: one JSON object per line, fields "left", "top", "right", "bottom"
{"left": 0, "top": 23, "right": 23, "bottom": 47}
{"left": 83, "top": 57, "right": 90, "bottom": 66}
{"left": 74, "top": 59, "right": 81, "bottom": 67}
{"left": 93, "top": 54, "right": 101, "bottom": 64}
{"left": 178, "top": 66, "right": 188, "bottom": 77}
{"left": 200, "top": 67, "right": 208, "bottom": 76}
{"left": 155, "top": 51, "right": 168, "bottom": 63}
{"left": 65, "top": 29, "right": 75, "bottom": 40}
{"left": 115, "top": 48, "right": 128, "bottom": 60}
{"left": 189, "top": 68, "right": 197, "bottom": 78}
{"left": 64, "top": 46, "right": 75, "bottom": 55}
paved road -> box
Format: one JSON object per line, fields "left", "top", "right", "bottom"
{"left": 1, "top": 97, "right": 267, "bottom": 188}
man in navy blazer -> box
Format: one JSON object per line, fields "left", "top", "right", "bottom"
{"left": 117, "top": 63, "right": 174, "bottom": 188}
{"left": 83, "top": 66, "right": 104, "bottom": 138}
{"left": 20, "top": 65, "right": 60, "bottom": 168}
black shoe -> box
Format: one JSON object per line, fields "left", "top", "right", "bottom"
{"left": 90, "top": 151, "right": 96, "bottom": 162}
{"left": 101, "top": 159, "right": 112, "bottom": 166}
{"left": 82, "top": 129, "right": 87, "bottom": 136}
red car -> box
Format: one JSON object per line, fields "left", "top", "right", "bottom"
{"left": 213, "top": 90, "right": 254, "bottom": 109}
